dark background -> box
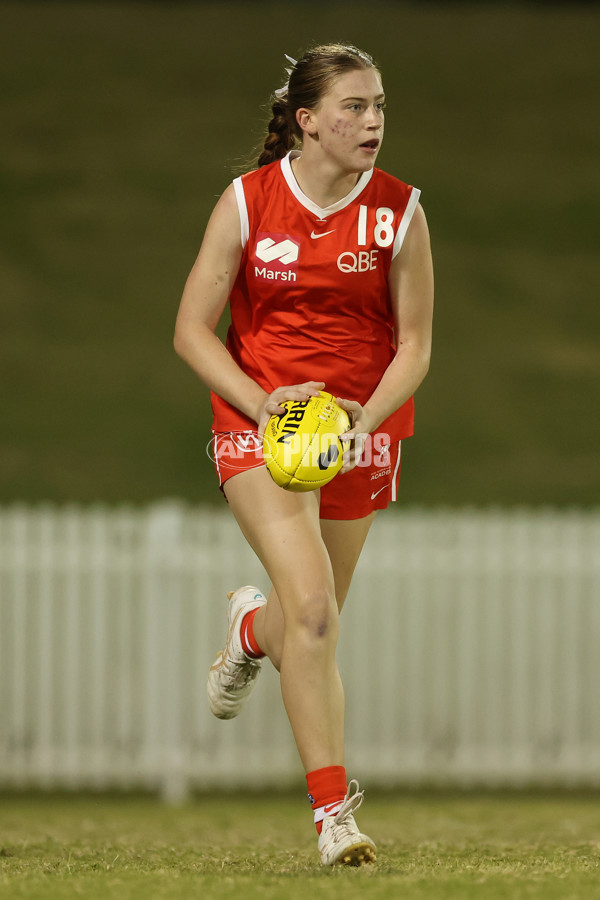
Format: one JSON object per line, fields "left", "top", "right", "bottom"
{"left": 2, "top": 1, "right": 598, "bottom": 506}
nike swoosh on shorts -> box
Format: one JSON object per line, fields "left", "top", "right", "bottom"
{"left": 370, "top": 484, "right": 390, "bottom": 500}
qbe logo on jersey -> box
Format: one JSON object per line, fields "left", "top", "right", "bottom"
{"left": 254, "top": 232, "right": 300, "bottom": 283}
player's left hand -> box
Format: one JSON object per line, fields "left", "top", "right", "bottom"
{"left": 336, "top": 398, "right": 375, "bottom": 474}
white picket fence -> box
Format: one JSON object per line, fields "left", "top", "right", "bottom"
{"left": 1, "top": 503, "right": 599, "bottom": 800}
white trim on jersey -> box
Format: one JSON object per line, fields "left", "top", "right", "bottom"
{"left": 391, "top": 441, "right": 402, "bottom": 502}
{"left": 232, "top": 176, "right": 250, "bottom": 248}
{"left": 391, "top": 186, "right": 421, "bottom": 259}
{"left": 280, "top": 151, "right": 374, "bottom": 220}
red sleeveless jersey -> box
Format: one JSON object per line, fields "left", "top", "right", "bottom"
{"left": 211, "top": 151, "right": 421, "bottom": 441}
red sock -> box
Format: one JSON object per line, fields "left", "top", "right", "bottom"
{"left": 306, "top": 765, "right": 347, "bottom": 834}
{"left": 240, "top": 607, "right": 265, "bottom": 659}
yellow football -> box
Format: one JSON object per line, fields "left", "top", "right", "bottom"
{"left": 263, "top": 391, "right": 351, "bottom": 492}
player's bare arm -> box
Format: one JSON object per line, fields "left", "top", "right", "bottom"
{"left": 175, "top": 186, "right": 323, "bottom": 427}
{"left": 337, "top": 202, "right": 433, "bottom": 472}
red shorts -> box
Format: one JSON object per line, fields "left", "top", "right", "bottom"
{"left": 210, "top": 431, "right": 403, "bottom": 521}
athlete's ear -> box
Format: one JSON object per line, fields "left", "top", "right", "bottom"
{"left": 296, "top": 108, "right": 318, "bottom": 137}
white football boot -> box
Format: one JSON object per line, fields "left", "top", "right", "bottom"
{"left": 318, "top": 780, "right": 377, "bottom": 867}
{"left": 206, "top": 585, "right": 267, "bottom": 720}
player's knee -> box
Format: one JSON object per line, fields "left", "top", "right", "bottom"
{"left": 291, "top": 587, "right": 339, "bottom": 644}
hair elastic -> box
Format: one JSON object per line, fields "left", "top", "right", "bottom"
{"left": 274, "top": 54, "right": 298, "bottom": 99}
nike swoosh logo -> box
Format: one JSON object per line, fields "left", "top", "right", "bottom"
{"left": 310, "top": 229, "right": 336, "bottom": 239}
{"left": 371, "top": 484, "right": 390, "bottom": 500}
{"left": 323, "top": 802, "right": 342, "bottom": 815}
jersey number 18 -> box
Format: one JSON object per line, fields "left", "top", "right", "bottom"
{"left": 357, "top": 205, "right": 395, "bottom": 249}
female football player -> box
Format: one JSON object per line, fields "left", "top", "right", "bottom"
{"left": 174, "top": 43, "right": 434, "bottom": 866}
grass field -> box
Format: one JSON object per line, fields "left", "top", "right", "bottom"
{"left": 1, "top": 2, "right": 599, "bottom": 506}
{"left": 1, "top": 792, "right": 600, "bottom": 899}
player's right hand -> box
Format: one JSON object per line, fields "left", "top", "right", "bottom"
{"left": 257, "top": 381, "right": 325, "bottom": 437}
